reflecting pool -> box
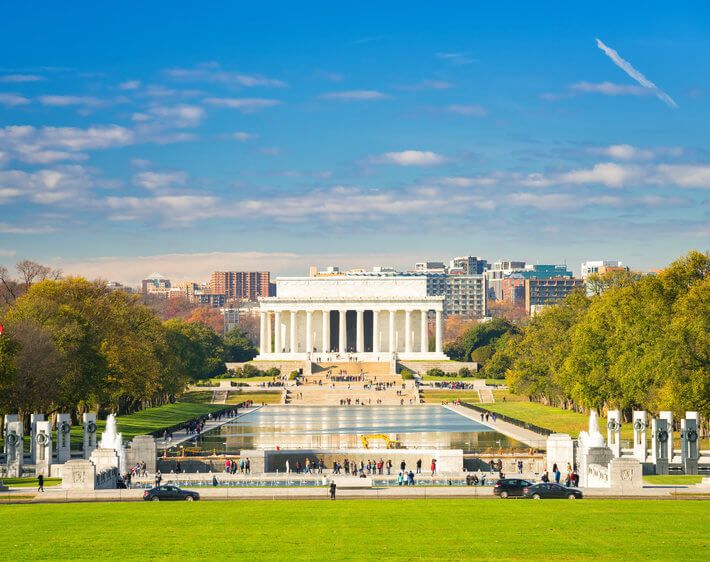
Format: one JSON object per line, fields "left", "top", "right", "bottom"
{"left": 190, "top": 406, "right": 524, "bottom": 453}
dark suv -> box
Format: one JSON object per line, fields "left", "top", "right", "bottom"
{"left": 493, "top": 478, "right": 533, "bottom": 498}
{"left": 143, "top": 485, "right": 200, "bottom": 501}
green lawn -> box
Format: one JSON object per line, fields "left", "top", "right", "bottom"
{"left": 643, "top": 475, "right": 703, "bottom": 485}
{"left": 1, "top": 477, "right": 62, "bottom": 488}
{"left": 0, "top": 500, "right": 707, "bottom": 560}
{"left": 114, "top": 402, "right": 227, "bottom": 439}
{"left": 225, "top": 391, "right": 282, "bottom": 405}
{"left": 421, "top": 390, "right": 480, "bottom": 403}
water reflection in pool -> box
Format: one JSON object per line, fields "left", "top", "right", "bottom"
{"left": 191, "top": 406, "right": 524, "bottom": 453}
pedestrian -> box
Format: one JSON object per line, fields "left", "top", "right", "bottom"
{"left": 397, "top": 471, "right": 404, "bottom": 486}
{"left": 517, "top": 460, "right": 523, "bottom": 474}
{"left": 329, "top": 481, "right": 337, "bottom": 500}
{"left": 416, "top": 459, "right": 422, "bottom": 474}
{"left": 386, "top": 459, "right": 392, "bottom": 475}
{"left": 285, "top": 459, "right": 290, "bottom": 473}
{"left": 430, "top": 459, "right": 437, "bottom": 476}
{"left": 408, "top": 470, "right": 415, "bottom": 486}
{"left": 400, "top": 460, "right": 406, "bottom": 472}
{"left": 555, "top": 468, "right": 561, "bottom": 484}
{"left": 176, "top": 461, "right": 182, "bottom": 474}
{"left": 155, "top": 470, "right": 162, "bottom": 487}
{"left": 37, "top": 474, "right": 44, "bottom": 492}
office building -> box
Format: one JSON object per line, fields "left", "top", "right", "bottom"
{"left": 209, "top": 271, "right": 272, "bottom": 302}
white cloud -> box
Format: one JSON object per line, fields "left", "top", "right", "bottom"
{"left": 0, "top": 93, "right": 31, "bottom": 106}
{"left": 119, "top": 80, "right": 141, "bottom": 90}
{"left": 371, "top": 150, "right": 448, "bottom": 166}
{"left": 595, "top": 38, "right": 677, "bottom": 108}
{"left": 0, "top": 223, "right": 56, "bottom": 234}
{"left": 438, "top": 176, "right": 499, "bottom": 187}
{"left": 227, "top": 131, "right": 253, "bottom": 142}
{"left": 402, "top": 80, "right": 453, "bottom": 90}
{"left": 38, "top": 95, "right": 108, "bottom": 108}
{"left": 591, "top": 144, "right": 655, "bottom": 161}
{"left": 570, "top": 81, "right": 650, "bottom": 96}
{"left": 165, "top": 64, "right": 286, "bottom": 87}
{"left": 139, "top": 104, "right": 205, "bottom": 128}
{"left": 319, "top": 90, "right": 389, "bottom": 101}
{"left": 0, "top": 249, "right": 16, "bottom": 257}
{"left": 447, "top": 104, "right": 488, "bottom": 117}
{"left": 0, "top": 74, "right": 44, "bottom": 83}
{"left": 0, "top": 165, "right": 94, "bottom": 204}
{"left": 203, "top": 97, "right": 280, "bottom": 112}
{"left": 436, "top": 52, "right": 476, "bottom": 65}
{"left": 508, "top": 192, "right": 622, "bottom": 210}
{"left": 133, "top": 171, "right": 187, "bottom": 191}
{"left": 0, "top": 125, "right": 133, "bottom": 163}
{"left": 655, "top": 164, "right": 710, "bottom": 188}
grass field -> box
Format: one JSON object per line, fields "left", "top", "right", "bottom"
{"left": 643, "top": 474, "right": 703, "bottom": 485}
{"left": 0, "top": 477, "right": 61, "bottom": 488}
{"left": 225, "top": 391, "right": 282, "bottom": 405}
{"left": 0, "top": 500, "right": 707, "bottom": 560}
{"left": 114, "top": 402, "right": 228, "bottom": 439}
{"left": 421, "top": 390, "right": 480, "bottom": 403}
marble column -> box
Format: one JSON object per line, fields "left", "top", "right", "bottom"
{"left": 321, "top": 310, "right": 329, "bottom": 352}
{"left": 259, "top": 312, "right": 266, "bottom": 354}
{"left": 290, "top": 310, "right": 297, "bottom": 353}
{"left": 306, "top": 311, "right": 313, "bottom": 353}
{"left": 356, "top": 309, "right": 364, "bottom": 353}
{"left": 435, "top": 309, "right": 443, "bottom": 353}
{"left": 420, "top": 310, "right": 429, "bottom": 352}
{"left": 339, "top": 310, "right": 347, "bottom": 353}
{"left": 266, "top": 312, "right": 272, "bottom": 354}
{"left": 388, "top": 310, "right": 396, "bottom": 353}
{"left": 372, "top": 310, "right": 380, "bottom": 353}
{"left": 274, "top": 311, "right": 281, "bottom": 354}
{"left": 404, "top": 310, "right": 412, "bottom": 353}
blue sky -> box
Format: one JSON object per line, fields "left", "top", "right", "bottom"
{"left": 0, "top": 1, "right": 708, "bottom": 283}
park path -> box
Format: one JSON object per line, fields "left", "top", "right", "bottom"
{"left": 444, "top": 404, "right": 548, "bottom": 450}
{"left": 159, "top": 406, "right": 262, "bottom": 448}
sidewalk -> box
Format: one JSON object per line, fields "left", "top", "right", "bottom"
{"left": 445, "top": 404, "right": 548, "bottom": 449}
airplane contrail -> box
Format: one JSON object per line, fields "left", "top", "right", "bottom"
{"left": 595, "top": 38, "right": 678, "bottom": 108}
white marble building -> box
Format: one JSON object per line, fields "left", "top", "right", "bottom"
{"left": 257, "top": 276, "right": 448, "bottom": 361}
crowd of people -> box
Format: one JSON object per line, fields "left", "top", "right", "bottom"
{"left": 224, "top": 458, "right": 251, "bottom": 474}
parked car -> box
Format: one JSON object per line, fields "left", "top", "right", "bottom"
{"left": 493, "top": 478, "right": 534, "bottom": 498}
{"left": 143, "top": 485, "right": 200, "bottom": 501}
{"left": 522, "top": 483, "right": 583, "bottom": 500}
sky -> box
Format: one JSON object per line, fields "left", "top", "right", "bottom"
{"left": 0, "top": 1, "right": 708, "bottom": 284}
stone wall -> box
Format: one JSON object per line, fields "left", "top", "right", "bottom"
{"left": 398, "top": 360, "right": 478, "bottom": 374}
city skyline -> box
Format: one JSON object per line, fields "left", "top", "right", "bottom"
{"left": 1, "top": 2, "right": 708, "bottom": 282}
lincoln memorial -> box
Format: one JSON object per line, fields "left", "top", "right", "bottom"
{"left": 256, "top": 275, "right": 448, "bottom": 361}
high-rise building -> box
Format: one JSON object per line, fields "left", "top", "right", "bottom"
{"left": 581, "top": 260, "right": 625, "bottom": 279}
{"left": 500, "top": 275, "right": 526, "bottom": 307}
{"left": 485, "top": 260, "right": 528, "bottom": 300}
{"left": 450, "top": 256, "right": 488, "bottom": 274}
{"left": 209, "top": 271, "right": 272, "bottom": 301}
{"left": 426, "top": 273, "right": 487, "bottom": 318}
{"left": 141, "top": 273, "right": 171, "bottom": 297}
{"left": 414, "top": 261, "right": 447, "bottom": 273}
{"left": 525, "top": 277, "right": 584, "bottom": 315}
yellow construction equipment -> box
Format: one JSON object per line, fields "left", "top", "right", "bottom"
{"left": 360, "top": 434, "right": 402, "bottom": 449}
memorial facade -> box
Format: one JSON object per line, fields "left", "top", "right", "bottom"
{"left": 256, "top": 275, "right": 448, "bottom": 361}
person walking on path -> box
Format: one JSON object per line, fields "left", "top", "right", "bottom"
{"left": 155, "top": 471, "right": 162, "bottom": 487}
{"left": 416, "top": 459, "right": 422, "bottom": 474}
{"left": 329, "top": 481, "right": 336, "bottom": 500}
{"left": 408, "top": 470, "right": 415, "bottom": 486}
{"left": 430, "top": 459, "right": 437, "bottom": 476}
{"left": 37, "top": 474, "right": 44, "bottom": 492}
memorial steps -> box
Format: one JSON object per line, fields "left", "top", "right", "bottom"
{"left": 284, "top": 382, "right": 420, "bottom": 406}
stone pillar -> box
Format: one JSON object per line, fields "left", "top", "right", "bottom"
{"left": 259, "top": 311, "right": 266, "bottom": 354}
{"left": 420, "top": 310, "right": 429, "bottom": 352}
{"left": 3, "top": 414, "right": 18, "bottom": 455}
{"left": 274, "top": 311, "right": 281, "bottom": 354}
{"left": 56, "top": 413, "right": 72, "bottom": 463}
{"left": 632, "top": 410, "right": 647, "bottom": 462}
{"left": 30, "top": 413, "right": 45, "bottom": 463}
{"left": 35, "top": 420, "right": 52, "bottom": 476}
{"left": 62, "top": 459, "right": 96, "bottom": 490}
{"left": 651, "top": 417, "right": 669, "bottom": 475}
{"left": 265, "top": 312, "right": 272, "bottom": 353}
{"left": 6, "top": 420, "right": 23, "bottom": 478}
{"left": 306, "top": 310, "right": 313, "bottom": 353}
{"left": 290, "top": 310, "right": 297, "bottom": 353}
{"left": 83, "top": 413, "right": 98, "bottom": 459}
{"left": 435, "top": 309, "right": 443, "bottom": 354}
{"left": 681, "top": 412, "right": 699, "bottom": 475}
{"left": 404, "top": 310, "right": 412, "bottom": 353}
{"left": 339, "top": 310, "right": 346, "bottom": 353}
{"left": 321, "top": 310, "right": 329, "bottom": 352}
{"left": 607, "top": 409, "right": 621, "bottom": 458}
{"left": 659, "top": 411, "right": 673, "bottom": 461}
{"left": 372, "top": 310, "right": 380, "bottom": 354}
{"left": 356, "top": 309, "right": 364, "bottom": 353}
{"left": 388, "top": 310, "right": 396, "bottom": 353}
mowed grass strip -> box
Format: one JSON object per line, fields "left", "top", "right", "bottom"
{"left": 1, "top": 500, "right": 707, "bottom": 561}
{"left": 421, "top": 390, "right": 480, "bottom": 403}
{"left": 225, "top": 391, "right": 282, "bottom": 405}
{"left": 114, "top": 402, "right": 227, "bottom": 439}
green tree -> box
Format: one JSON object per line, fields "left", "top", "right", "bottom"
{"left": 224, "top": 326, "right": 258, "bottom": 362}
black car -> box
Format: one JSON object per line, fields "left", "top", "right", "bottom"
{"left": 143, "top": 485, "right": 200, "bottom": 501}
{"left": 493, "top": 478, "right": 534, "bottom": 498}
{"left": 522, "top": 483, "right": 583, "bottom": 500}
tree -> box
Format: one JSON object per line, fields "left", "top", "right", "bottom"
{"left": 164, "top": 318, "right": 226, "bottom": 380}
{"left": 224, "top": 326, "right": 258, "bottom": 362}
{"left": 186, "top": 306, "right": 224, "bottom": 334}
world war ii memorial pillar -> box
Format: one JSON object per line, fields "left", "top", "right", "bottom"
{"left": 56, "top": 413, "right": 72, "bottom": 463}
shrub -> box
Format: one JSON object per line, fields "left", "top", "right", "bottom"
{"left": 241, "top": 364, "right": 261, "bottom": 378}
{"left": 458, "top": 367, "right": 472, "bottom": 378}
{"left": 400, "top": 369, "right": 414, "bottom": 380}
{"left": 288, "top": 371, "right": 299, "bottom": 380}
{"left": 264, "top": 367, "right": 281, "bottom": 378}
{"left": 426, "top": 368, "right": 445, "bottom": 377}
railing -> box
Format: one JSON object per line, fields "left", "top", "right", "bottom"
{"left": 459, "top": 401, "right": 554, "bottom": 437}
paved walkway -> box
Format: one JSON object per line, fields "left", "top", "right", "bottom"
{"left": 160, "top": 406, "right": 261, "bottom": 448}
{"left": 445, "top": 404, "right": 549, "bottom": 450}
